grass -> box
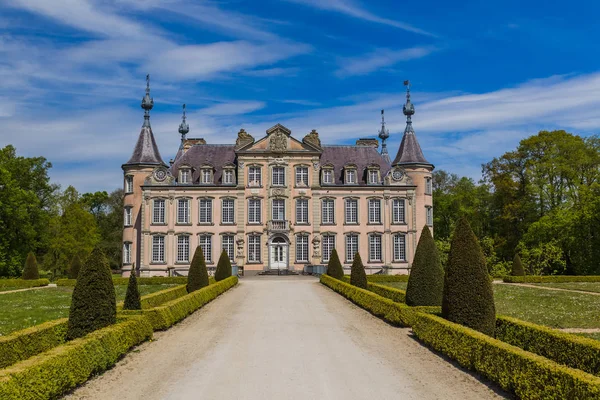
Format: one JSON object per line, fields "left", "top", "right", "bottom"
{"left": 0, "top": 284, "right": 177, "bottom": 336}
{"left": 380, "top": 282, "right": 407, "bottom": 290}
{"left": 577, "top": 332, "right": 600, "bottom": 341}
{"left": 530, "top": 282, "right": 600, "bottom": 294}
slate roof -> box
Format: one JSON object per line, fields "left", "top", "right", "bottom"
{"left": 391, "top": 131, "right": 430, "bottom": 166}
{"left": 124, "top": 125, "right": 165, "bottom": 166}
{"left": 320, "top": 145, "right": 392, "bottom": 185}
{"left": 171, "top": 145, "right": 236, "bottom": 185}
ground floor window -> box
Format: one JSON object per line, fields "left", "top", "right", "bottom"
{"left": 322, "top": 235, "right": 335, "bottom": 262}
{"left": 393, "top": 234, "right": 406, "bottom": 262}
{"left": 248, "top": 235, "right": 261, "bottom": 262}
{"left": 177, "top": 235, "right": 190, "bottom": 263}
{"left": 345, "top": 234, "right": 358, "bottom": 262}
{"left": 152, "top": 235, "right": 165, "bottom": 263}
{"left": 199, "top": 235, "right": 212, "bottom": 263}
{"left": 369, "top": 234, "right": 382, "bottom": 262}
{"left": 296, "top": 235, "right": 309, "bottom": 262}
{"left": 222, "top": 235, "right": 235, "bottom": 261}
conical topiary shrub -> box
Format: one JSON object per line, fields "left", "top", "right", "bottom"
{"left": 187, "top": 246, "right": 209, "bottom": 293}
{"left": 442, "top": 217, "right": 496, "bottom": 336}
{"left": 68, "top": 254, "right": 82, "bottom": 279}
{"left": 214, "top": 250, "right": 232, "bottom": 282}
{"left": 350, "top": 253, "right": 367, "bottom": 289}
{"left": 511, "top": 254, "right": 525, "bottom": 276}
{"left": 326, "top": 248, "right": 344, "bottom": 279}
{"left": 406, "top": 226, "right": 444, "bottom": 306}
{"left": 22, "top": 252, "right": 39, "bottom": 280}
{"left": 124, "top": 264, "right": 141, "bottom": 310}
{"left": 66, "top": 247, "right": 116, "bottom": 340}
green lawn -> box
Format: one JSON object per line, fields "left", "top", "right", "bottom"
{"left": 0, "top": 284, "right": 177, "bottom": 336}
{"left": 576, "top": 332, "right": 600, "bottom": 341}
{"left": 379, "top": 282, "right": 407, "bottom": 290}
{"left": 530, "top": 282, "right": 600, "bottom": 294}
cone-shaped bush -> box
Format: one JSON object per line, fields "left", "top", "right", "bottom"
{"left": 350, "top": 253, "right": 367, "bottom": 289}
{"left": 66, "top": 247, "right": 116, "bottom": 340}
{"left": 214, "top": 250, "right": 232, "bottom": 282}
{"left": 406, "top": 226, "right": 444, "bottom": 306}
{"left": 68, "top": 254, "right": 82, "bottom": 279}
{"left": 326, "top": 248, "right": 344, "bottom": 279}
{"left": 22, "top": 252, "right": 39, "bottom": 280}
{"left": 123, "top": 264, "right": 141, "bottom": 310}
{"left": 511, "top": 254, "right": 525, "bottom": 276}
{"left": 442, "top": 217, "right": 496, "bottom": 336}
{"left": 187, "top": 246, "right": 209, "bottom": 293}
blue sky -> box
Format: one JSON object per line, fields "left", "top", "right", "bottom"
{"left": 1, "top": 0, "right": 600, "bottom": 193}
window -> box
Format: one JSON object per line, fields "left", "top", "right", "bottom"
{"left": 369, "top": 235, "right": 382, "bottom": 262}
{"left": 368, "top": 169, "right": 379, "bottom": 184}
{"left": 296, "top": 198, "right": 308, "bottom": 224}
{"left": 322, "top": 199, "right": 334, "bottom": 224}
{"left": 177, "top": 199, "right": 190, "bottom": 224}
{"left": 322, "top": 235, "right": 335, "bottom": 262}
{"left": 177, "top": 235, "right": 190, "bottom": 263}
{"left": 346, "top": 169, "right": 357, "bottom": 184}
{"left": 346, "top": 234, "right": 358, "bottom": 262}
{"left": 248, "top": 166, "right": 261, "bottom": 186}
{"left": 201, "top": 169, "right": 212, "bottom": 184}
{"left": 124, "top": 207, "right": 132, "bottom": 226}
{"left": 368, "top": 199, "right": 381, "bottom": 224}
{"left": 296, "top": 166, "right": 308, "bottom": 186}
{"left": 180, "top": 169, "right": 190, "bottom": 184}
{"left": 199, "top": 235, "right": 212, "bottom": 263}
{"left": 123, "top": 242, "right": 131, "bottom": 264}
{"left": 392, "top": 199, "right": 406, "bottom": 224}
{"left": 125, "top": 176, "right": 133, "bottom": 193}
{"left": 345, "top": 199, "right": 358, "bottom": 224}
{"left": 425, "top": 177, "right": 432, "bottom": 195}
{"left": 393, "top": 234, "right": 406, "bottom": 262}
{"left": 222, "top": 235, "right": 235, "bottom": 261}
{"left": 152, "top": 235, "right": 165, "bottom": 263}
{"left": 223, "top": 169, "right": 234, "bottom": 185}
{"left": 248, "top": 199, "right": 261, "bottom": 224}
{"left": 272, "top": 167, "right": 285, "bottom": 186}
{"left": 296, "top": 235, "right": 309, "bottom": 262}
{"left": 426, "top": 207, "right": 433, "bottom": 226}
{"left": 322, "top": 169, "right": 333, "bottom": 184}
{"left": 153, "top": 199, "right": 165, "bottom": 224}
{"left": 199, "top": 199, "right": 212, "bottom": 224}
{"left": 248, "top": 235, "right": 261, "bottom": 262}
{"left": 222, "top": 199, "right": 234, "bottom": 224}
{"left": 272, "top": 199, "right": 285, "bottom": 221}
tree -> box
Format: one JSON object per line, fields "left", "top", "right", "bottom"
{"left": 326, "top": 248, "right": 344, "bottom": 279}
{"left": 68, "top": 254, "right": 82, "bottom": 279}
{"left": 22, "top": 252, "right": 39, "bottom": 280}
{"left": 187, "top": 246, "right": 209, "bottom": 293}
{"left": 406, "top": 226, "right": 443, "bottom": 306}
{"left": 442, "top": 217, "right": 496, "bottom": 336}
{"left": 66, "top": 247, "right": 116, "bottom": 340}
{"left": 214, "top": 250, "right": 232, "bottom": 281}
{"left": 123, "top": 264, "right": 141, "bottom": 310}
{"left": 350, "top": 253, "right": 367, "bottom": 289}
{"left": 511, "top": 254, "right": 525, "bottom": 276}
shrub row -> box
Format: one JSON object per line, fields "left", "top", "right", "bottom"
{"left": 341, "top": 276, "right": 407, "bottom": 303}
{"left": 56, "top": 276, "right": 190, "bottom": 286}
{"left": 496, "top": 316, "right": 600, "bottom": 377}
{"left": 0, "top": 316, "right": 153, "bottom": 400}
{"left": 503, "top": 275, "right": 600, "bottom": 283}
{"left": 412, "top": 312, "right": 600, "bottom": 399}
{"left": 140, "top": 284, "right": 188, "bottom": 309}
{"left": 368, "top": 275, "right": 409, "bottom": 283}
{"left": 0, "top": 279, "right": 50, "bottom": 289}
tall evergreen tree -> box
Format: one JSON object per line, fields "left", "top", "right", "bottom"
{"left": 123, "top": 264, "right": 141, "bottom": 310}
{"left": 442, "top": 217, "right": 496, "bottom": 336}
{"left": 66, "top": 247, "right": 116, "bottom": 340}
{"left": 406, "top": 226, "right": 444, "bottom": 306}
{"left": 511, "top": 254, "right": 525, "bottom": 276}
{"left": 350, "top": 253, "right": 367, "bottom": 289}
{"left": 22, "top": 252, "right": 39, "bottom": 280}
{"left": 187, "top": 246, "right": 209, "bottom": 293}
{"left": 326, "top": 248, "right": 344, "bottom": 279}
{"left": 68, "top": 254, "right": 82, "bottom": 279}
{"left": 214, "top": 250, "right": 232, "bottom": 281}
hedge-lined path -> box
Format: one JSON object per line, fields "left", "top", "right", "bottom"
{"left": 495, "top": 281, "right": 600, "bottom": 296}
{"left": 64, "top": 277, "right": 505, "bottom": 400}
{"left": 559, "top": 328, "right": 600, "bottom": 333}
{"left": 0, "top": 283, "right": 55, "bottom": 295}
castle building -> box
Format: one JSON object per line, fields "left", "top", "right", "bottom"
{"left": 122, "top": 77, "right": 433, "bottom": 276}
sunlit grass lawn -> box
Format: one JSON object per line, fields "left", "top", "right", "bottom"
{"left": 530, "top": 282, "right": 600, "bottom": 294}
{"left": 0, "top": 284, "right": 178, "bottom": 336}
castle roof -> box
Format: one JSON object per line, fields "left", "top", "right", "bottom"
{"left": 171, "top": 144, "right": 236, "bottom": 185}
{"left": 321, "top": 145, "right": 391, "bottom": 185}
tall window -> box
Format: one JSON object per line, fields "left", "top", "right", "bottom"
{"left": 152, "top": 235, "right": 165, "bottom": 263}
{"left": 272, "top": 199, "right": 285, "bottom": 221}
{"left": 368, "top": 169, "right": 379, "bottom": 184}
{"left": 296, "top": 199, "right": 308, "bottom": 224}
{"left": 180, "top": 169, "right": 190, "bottom": 184}
{"left": 393, "top": 234, "right": 406, "bottom": 262}
{"left": 123, "top": 242, "right": 131, "bottom": 264}
{"left": 201, "top": 169, "right": 212, "bottom": 184}
{"left": 296, "top": 166, "right": 308, "bottom": 186}
{"left": 125, "top": 176, "right": 133, "bottom": 193}
{"left": 322, "top": 235, "right": 335, "bottom": 262}
{"left": 346, "top": 169, "right": 357, "bottom": 184}
{"left": 322, "top": 169, "right": 333, "bottom": 184}
{"left": 345, "top": 199, "right": 358, "bottom": 224}
{"left": 346, "top": 234, "right": 358, "bottom": 262}
{"left": 322, "top": 199, "right": 334, "bottom": 224}
{"left": 177, "top": 235, "right": 190, "bottom": 263}
{"left": 426, "top": 207, "right": 433, "bottom": 226}
{"left": 222, "top": 235, "right": 235, "bottom": 261}
{"left": 272, "top": 167, "right": 285, "bottom": 186}
{"left": 177, "top": 199, "right": 190, "bottom": 224}
{"left": 425, "top": 177, "right": 432, "bottom": 195}
{"left": 369, "top": 234, "right": 382, "bottom": 262}
{"left": 393, "top": 199, "right": 406, "bottom": 224}
{"left": 124, "top": 207, "right": 132, "bottom": 226}
{"left": 199, "top": 235, "right": 212, "bottom": 263}
{"left": 296, "top": 235, "right": 309, "bottom": 262}
{"left": 368, "top": 199, "right": 381, "bottom": 224}
{"left": 248, "top": 166, "right": 261, "bottom": 186}
{"left": 153, "top": 199, "right": 165, "bottom": 224}
{"left": 248, "top": 199, "right": 261, "bottom": 224}
{"left": 248, "top": 235, "right": 261, "bottom": 262}
{"left": 223, "top": 169, "right": 234, "bottom": 185}
{"left": 222, "top": 199, "right": 234, "bottom": 224}
{"left": 199, "top": 199, "right": 212, "bottom": 224}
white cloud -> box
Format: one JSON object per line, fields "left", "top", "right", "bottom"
{"left": 200, "top": 101, "right": 266, "bottom": 116}
{"left": 335, "top": 46, "right": 437, "bottom": 77}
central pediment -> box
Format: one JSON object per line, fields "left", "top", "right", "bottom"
{"left": 235, "top": 124, "right": 323, "bottom": 154}
{"left": 266, "top": 124, "right": 291, "bottom": 137}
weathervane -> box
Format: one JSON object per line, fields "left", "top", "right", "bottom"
{"left": 403, "top": 79, "right": 415, "bottom": 134}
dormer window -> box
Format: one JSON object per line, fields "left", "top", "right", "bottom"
{"left": 248, "top": 166, "right": 262, "bottom": 187}
{"left": 368, "top": 168, "right": 380, "bottom": 184}
{"left": 345, "top": 168, "right": 357, "bottom": 184}
{"left": 201, "top": 168, "right": 213, "bottom": 184}
{"left": 179, "top": 168, "right": 191, "bottom": 184}
{"left": 296, "top": 166, "right": 308, "bottom": 187}
{"left": 322, "top": 168, "right": 333, "bottom": 185}
{"left": 223, "top": 169, "right": 235, "bottom": 185}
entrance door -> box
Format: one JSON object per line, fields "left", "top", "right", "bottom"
{"left": 270, "top": 238, "right": 288, "bottom": 269}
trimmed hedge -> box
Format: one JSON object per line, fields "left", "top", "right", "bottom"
{"left": 341, "top": 277, "right": 407, "bottom": 303}
{"left": 0, "top": 316, "right": 153, "bottom": 399}
{"left": 412, "top": 312, "right": 600, "bottom": 399}
{"left": 0, "top": 279, "right": 49, "bottom": 290}
{"left": 503, "top": 275, "right": 600, "bottom": 283}
{"left": 342, "top": 275, "right": 409, "bottom": 283}
{"left": 139, "top": 285, "right": 188, "bottom": 309}
{"left": 496, "top": 316, "right": 600, "bottom": 377}
{"left": 56, "top": 276, "right": 189, "bottom": 286}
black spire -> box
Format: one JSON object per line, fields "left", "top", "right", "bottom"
{"left": 378, "top": 109, "right": 391, "bottom": 164}
{"left": 178, "top": 104, "right": 189, "bottom": 140}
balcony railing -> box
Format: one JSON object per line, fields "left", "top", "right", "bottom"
{"left": 268, "top": 220, "right": 289, "bottom": 231}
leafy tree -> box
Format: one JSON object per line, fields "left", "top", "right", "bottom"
{"left": 68, "top": 254, "right": 82, "bottom": 279}
{"left": 214, "top": 250, "right": 232, "bottom": 281}
{"left": 406, "top": 226, "right": 443, "bottom": 306}
{"left": 442, "top": 217, "right": 496, "bottom": 336}
{"left": 326, "top": 248, "right": 344, "bottom": 279}
{"left": 187, "top": 246, "right": 209, "bottom": 293}
{"left": 66, "top": 247, "right": 116, "bottom": 340}
{"left": 22, "top": 252, "right": 39, "bottom": 280}
{"left": 123, "top": 264, "right": 141, "bottom": 310}
{"left": 350, "top": 253, "right": 367, "bottom": 289}
{"left": 511, "top": 254, "right": 525, "bottom": 276}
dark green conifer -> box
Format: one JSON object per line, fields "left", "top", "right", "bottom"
{"left": 123, "top": 264, "right": 141, "bottom": 310}
{"left": 68, "top": 254, "right": 82, "bottom": 279}
{"left": 214, "top": 250, "right": 232, "bottom": 281}
{"left": 22, "top": 252, "right": 39, "bottom": 280}
{"left": 442, "top": 217, "right": 496, "bottom": 336}
{"left": 187, "top": 246, "right": 209, "bottom": 293}
{"left": 326, "top": 248, "right": 344, "bottom": 279}
{"left": 66, "top": 247, "right": 116, "bottom": 340}
{"left": 511, "top": 254, "right": 525, "bottom": 276}
{"left": 350, "top": 253, "right": 367, "bottom": 289}
{"left": 406, "top": 226, "right": 444, "bottom": 306}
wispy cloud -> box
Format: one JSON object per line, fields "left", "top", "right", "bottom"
{"left": 335, "top": 46, "right": 438, "bottom": 77}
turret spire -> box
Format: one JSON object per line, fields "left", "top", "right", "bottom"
{"left": 178, "top": 103, "right": 189, "bottom": 140}
{"left": 402, "top": 80, "right": 415, "bottom": 134}
{"left": 378, "top": 109, "right": 391, "bottom": 164}
{"left": 141, "top": 74, "right": 154, "bottom": 127}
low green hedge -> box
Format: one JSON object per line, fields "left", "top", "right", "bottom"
{"left": 0, "top": 316, "right": 153, "bottom": 399}
{"left": 57, "top": 276, "right": 190, "bottom": 286}
{"left": 140, "top": 284, "right": 188, "bottom": 309}
{"left": 343, "top": 274, "right": 409, "bottom": 283}
{"left": 503, "top": 275, "right": 600, "bottom": 283}
{"left": 0, "top": 279, "right": 50, "bottom": 289}
{"left": 341, "top": 276, "right": 406, "bottom": 303}
{"left": 412, "top": 312, "right": 600, "bottom": 399}
{"left": 496, "top": 316, "right": 600, "bottom": 377}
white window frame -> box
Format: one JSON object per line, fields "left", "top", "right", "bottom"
{"left": 248, "top": 199, "right": 261, "bottom": 224}
{"left": 125, "top": 175, "right": 133, "bottom": 193}
{"left": 223, "top": 169, "right": 235, "bottom": 185}
{"left": 392, "top": 198, "right": 406, "bottom": 224}
{"left": 426, "top": 206, "right": 433, "bottom": 226}
{"left": 199, "top": 198, "right": 212, "bottom": 224}
{"left": 393, "top": 234, "right": 406, "bottom": 262}
{"left": 123, "top": 242, "right": 131, "bottom": 264}
{"left": 296, "top": 235, "right": 309, "bottom": 262}
{"left": 368, "top": 169, "right": 379, "bottom": 184}
{"left": 152, "top": 235, "right": 165, "bottom": 263}
{"left": 345, "top": 198, "right": 358, "bottom": 224}
{"left": 248, "top": 235, "right": 261, "bottom": 262}
{"left": 321, "top": 198, "right": 335, "bottom": 224}
{"left": 296, "top": 198, "right": 308, "bottom": 224}
{"left": 177, "top": 235, "right": 190, "bottom": 263}
{"left": 346, "top": 169, "right": 357, "bottom": 184}
{"left": 368, "top": 199, "right": 382, "bottom": 224}
{"left": 198, "top": 234, "right": 212, "bottom": 263}
{"left": 180, "top": 169, "right": 191, "bottom": 184}
{"left": 124, "top": 207, "right": 132, "bottom": 226}
{"left": 222, "top": 235, "right": 235, "bottom": 261}
{"left": 369, "top": 234, "right": 382, "bottom": 262}
{"left": 425, "top": 177, "right": 433, "bottom": 195}
{"left": 221, "top": 198, "right": 235, "bottom": 224}
{"left": 201, "top": 168, "right": 212, "bottom": 184}
{"left": 248, "top": 166, "right": 262, "bottom": 187}
{"left": 295, "top": 166, "right": 308, "bottom": 187}
{"left": 346, "top": 234, "right": 358, "bottom": 263}
{"left": 152, "top": 199, "right": 165, "bottom": 224}
{"left": 272, "top": 199, "right": 285, "bottom": 221}
{"left": 322, "top": 234, "right": 335, "bottom": 263}
{"left": 322, "top": 168, "right": 333, "bottom": 184}
{"left": 177, "top": 199, "right": 190, "bottom": 224}
{"left": 272, "top": 167, "right": 285, "bottom": 186}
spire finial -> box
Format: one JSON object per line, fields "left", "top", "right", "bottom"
{"left": 403, "top": 80, "right": 415, "bottom": 134}
{"left": 178, "top": 103, "right": 189, "bottom": 139}
{"left": 141, "top": 74, "right": 154, "bottom": 127}
{"left": 378, "top": 109, "right": 390, "bottom": 164}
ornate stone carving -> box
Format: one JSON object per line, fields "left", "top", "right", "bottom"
{"left": 303, "top": 129, "right": 321, "bottom": 148}
{"left": 238, "top": 161, "right": 244, "bottom": 168}
{"left": 269, "top": 131, "right": 287, "bottom": 153}
{"left": 312, "top": 161, "right": 320, "bottom": 170}
{"left": 312, "top": 234, "right": 321, "bottom": 258}
{"left": 148, "top": 167, "right": 175, "bottom": 185}
{"left": 272, "top": 188, "right": 285, "bottom": 197}
{"left": 272, "top": 157, "right": 287, "bottom": 166}
{"left": 235, "top": 129, "right": 254, "bottom": 148}
{"left": 236, "top": 238, "right": 245, "bottom": 257}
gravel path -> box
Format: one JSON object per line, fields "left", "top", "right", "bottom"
{"left": 64, "top": 277, "right": 506, "bottom": 400}
{"left": 495, "top": 282, "right": 600, "bottom": 296}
